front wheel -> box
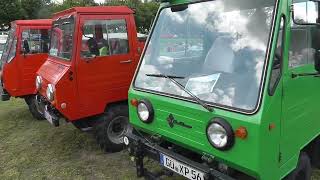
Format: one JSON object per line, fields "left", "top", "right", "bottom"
{"left": 26, "top": 95, "right": 45, "bottom": 120}
{"left": 284, "top": 152, "right": 311, "bottom": 180}
{"left": 93, "top": 104, "right": 131, "bottom": 152}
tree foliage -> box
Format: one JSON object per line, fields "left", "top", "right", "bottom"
{"left": 105, "top": 0, "right": 159, "bottom": 33}
{"left": 0, "top": 0, "right": 23, "bottom": 30}
{"left": 0, "top": 0, "right": 159, "bottom": 33}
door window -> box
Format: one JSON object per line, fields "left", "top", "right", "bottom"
{"left": 289, "top": 0, "right": 320, "bottom": 68}
{"left": 7, "top": 37, "right": 17, "bottom": 63}
{"left": 269, "top": 17, "right": 285, "bottom": 94}
{"left": 81, "top": 19, "right": 129, "bottom": 58}
{"left": 21, "top": 29, "right": 50, "bottom": 54}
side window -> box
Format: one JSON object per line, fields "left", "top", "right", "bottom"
{"left": 269, "top": 17, "right": 285, "bottom": 94}
{"left": 7, "top": 37, "right": 17, "bottom": 63}
{"left": 21, "top": 29, "right": 50, "bottom": 54}
{"left": 81, "top": 19, "right": 129, "bottom": 58}
{"left": 289, "top": 1, "right": 319, "bottom": 68}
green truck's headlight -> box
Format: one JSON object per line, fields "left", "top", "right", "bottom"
{"left": 207, "top": 118, "right": 234, "bottom": 151}
{"left": 137, "top": 99, "right": 154, "bottom": 123}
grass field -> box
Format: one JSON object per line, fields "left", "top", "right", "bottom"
{"left": 0, "top": 99, "right": 320, "bottom": 180}
{"left": 0, "top": 99, "right": 138, "bottom": 179}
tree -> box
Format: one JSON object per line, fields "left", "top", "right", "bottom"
{"left": 0, "top": 0, "right": 23, "bottom": 30}
{"left": 20, "top": 0, "right": 50, "bottom": 19}
{"left": 105, "top": 0, "right": 159, "bottom": 33}
{"left": 134, "top": 1, "right": 159, "bottom": 33}
{"left": 51, "top": 0, "right": 97, "bottom": 13}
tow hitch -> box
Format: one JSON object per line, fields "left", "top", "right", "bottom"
{"left": 44, "top": 105, "right": 59, "bottom": 127}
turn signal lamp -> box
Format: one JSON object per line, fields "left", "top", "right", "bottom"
{"left": 130, "top": 99, "right": 138, "bottom": 107}
{"left": 235, "top": 126, "right": 248, "bottom": 139}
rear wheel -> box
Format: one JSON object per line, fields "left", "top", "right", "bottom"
{"left": 93, "top": 104, "right": 131, "bottom": 152}
{"left": 307, "top": 137, "right": 320, "bottom": 168}
{"left": 26, "top": 95, "right": 45, "bottom": 120}
{"left": 284, "top": 152, "right": 311, "bottom": 180}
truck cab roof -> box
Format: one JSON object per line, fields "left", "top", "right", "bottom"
{"left": 53, "top": 6, "right": 134, "bottom": 19}
{"left": 14, "top": 19, "right": 52, "bottom": 26}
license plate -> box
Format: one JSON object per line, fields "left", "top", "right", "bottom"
{"left": 44, "top": 109, "right": 53, "bottom": 124}
{"left": 160, "top": 153, "right": 205, "bottom": 180}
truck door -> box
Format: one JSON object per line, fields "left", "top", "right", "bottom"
{"left": 19, "top": 26, "right": 50, "bottom": 93}
{"left": 2, "top": 25, "right": 19, "bottom": 93}
{"left": 281, "top": 20, "right": 320, "bottom": 164}
{"left": 76, "top": 14, "right": 136, "bottom": 115}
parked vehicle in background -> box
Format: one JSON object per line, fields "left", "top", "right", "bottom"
{"left": 0, "top": 35, "right": 8, "bottom": 59}
{"left": 124, "top": 0, "right": 320, "bottom": 180}
{"left": 35, "top": 6, "right": 145, "bottom": 152}
{"left": 0, "top": 19, "right": 52, "bottom": 119}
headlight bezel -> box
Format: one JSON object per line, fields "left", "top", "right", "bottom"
{"left": 46, "top": 84, "right": 55, "bottom": 101}
{"left": 35, "top": 76, "right": 42, "bottom": 90}
{"left": 137, "top": 99, "right": 154, "bottom": 123}
{"left": 206, "top": 118, "right": 235, "bottom": 151}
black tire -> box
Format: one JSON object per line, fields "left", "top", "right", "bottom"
{"left": 307, "top": 137, "right": 320, "bottom": 168}
{"left": 93, "top": 104, "right": 131, "bottom": 152}
{"left": 284, "top": 152, "right": 311, "bottom": 180}
{"left": 26, "top": 96, "right": 45, "bottom": 120}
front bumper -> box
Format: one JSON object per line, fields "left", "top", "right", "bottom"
{"left": 125, "top": 131, "right": 236, "bottom": 180}
{"left": 38, "top": 94, "right": 60, "bottom": 126}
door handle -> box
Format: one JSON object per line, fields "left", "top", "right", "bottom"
{"left": 120, "top": 60, "right": 132, "bottom": 64}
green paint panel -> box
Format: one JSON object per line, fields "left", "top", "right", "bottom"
{"left": 128, "top": 0, "right": 320, "bottom": 179}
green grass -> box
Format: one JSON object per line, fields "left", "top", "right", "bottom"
{"left": 0, "top": 99, "right": 138, "bottom": 180}
{"left": 0, "top": 99, "right": 319, "bottom": 179}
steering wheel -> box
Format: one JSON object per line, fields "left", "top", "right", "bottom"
{"left": 272, "top": 53, "right": 281, "bottom": 69}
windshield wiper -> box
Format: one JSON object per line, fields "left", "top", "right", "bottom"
{"left": 146, "top": 73, "right": 185, "bottom": 79}
{"left": 146, "top": 73, "right": 213, "bottom": 112}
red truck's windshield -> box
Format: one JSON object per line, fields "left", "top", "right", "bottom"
{"left": 49, "top": 16, "right": 75, "bottom": 61}
{"left": 1, "top": 25, "right": 17, "bottom": 64}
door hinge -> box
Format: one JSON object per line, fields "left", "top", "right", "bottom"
{"left": 278, "top": 152, "right": 282, "bottom": 163}
{"left": 68, "top": 71, "right": 74, "bottom": 81}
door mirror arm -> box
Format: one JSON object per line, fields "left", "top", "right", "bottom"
{"left": 291, "top": 72, "right": 320, "bottom": 78}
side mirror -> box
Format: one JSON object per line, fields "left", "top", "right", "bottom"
{"left": 292, "top": 1, "right": 320, "bottom": 25}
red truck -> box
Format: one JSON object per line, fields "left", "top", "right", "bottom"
{"left": 0, "top": 19, "right": 52, "bottom": 119}
{"left": 35, "top": 6, "right": 145, "bottom": 152}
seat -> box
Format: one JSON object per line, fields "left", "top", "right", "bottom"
{"left": 202, "top": 36, "right": 235, "bottom": 74}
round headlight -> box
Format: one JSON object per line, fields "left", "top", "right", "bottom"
{"left": 137, "top": 99, "right": 154, "bottom": 123}
{"left": 36, "top": 76, "right": 42, "bottom": 90}
{"left": 207, "top": 118, "right": 234, "bottom": 151}
{"left": 46, "top": 84, "right": 55, "bottom": 101}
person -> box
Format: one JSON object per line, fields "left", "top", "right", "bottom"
{"left": 95, "top": 25, "right": 109, "bottom": 56}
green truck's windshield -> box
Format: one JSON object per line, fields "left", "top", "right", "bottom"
{"left": 49, "top": 16, "right": 75, "bottom": 61}
{"left": 134, "top": 0, "right": 276, "bottom": 112}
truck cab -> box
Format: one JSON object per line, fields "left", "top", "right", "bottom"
{"left": 36, "top": 6, "right": 145, "bottom": 152}
{"left": 125, "top": 0, "right": 320, "bottom": 179}
{"left": 0, "top": 19, "right": 51, "bottom": 119}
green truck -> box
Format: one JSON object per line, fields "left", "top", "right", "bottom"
{"left": 124, "top": 0, "right": 320, "bottom": 179}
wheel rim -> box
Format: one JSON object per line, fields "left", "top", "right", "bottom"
{"left": 34, "top": 96, "right": 44, "bottom": 115}
{"left": 107, "top": 116, "right": 129, "bottom": 145}
{"left": 296, "top": 170, "right": 306, "bottom": 180}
